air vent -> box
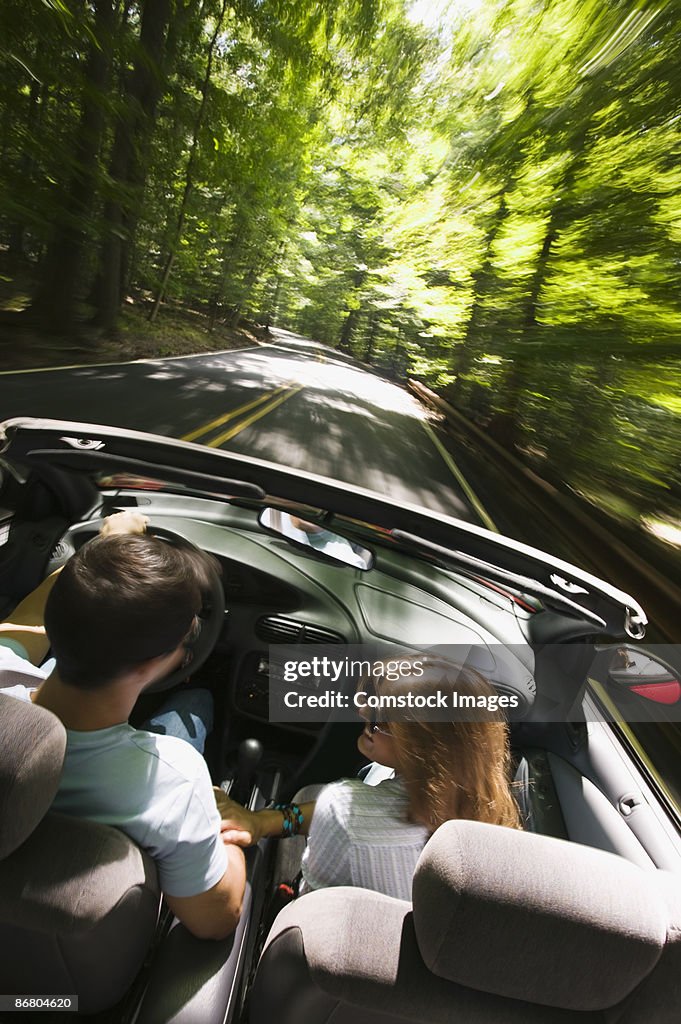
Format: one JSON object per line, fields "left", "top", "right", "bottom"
{"left": 256, "top": 617, "right": 302, "bottom": 643}
{"left": 256, "top": 616, "right": 345, "bottom": 645}
{"left": 301, "top": 623, "right": 345, "bottom": 644}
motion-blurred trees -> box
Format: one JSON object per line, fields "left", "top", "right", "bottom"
{"left": 1, "top": 0, "right": 680, "bottom": 535}
{"left": 0, "top": 0, "right": 387, "bottom": 335}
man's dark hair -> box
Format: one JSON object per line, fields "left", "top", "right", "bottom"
{"left": 44, "top": 534, "right": 216, "bottom": 688}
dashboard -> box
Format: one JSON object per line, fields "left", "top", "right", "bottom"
{"left": 51, "top": 490, "right": 538, "bottom": 735}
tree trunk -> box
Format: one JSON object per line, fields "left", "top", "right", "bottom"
{"left": 149, "top": 0, "right": 228, "bottom": 322}
{"left": 209, "top": 225, "right": 245, "bottom": 331}
{"left": 7, "top": 72, "right": 45, "bottom": 268}
{"left": 228, "top": 265, "right": 259, "bottom": 328}
{"left": 363, "top": 313, "right": 379, "bottom": 361}
{"left": 265, "top": 272, "right": 284, "bottom": 330}
{"left": 339, "top": 307, "right": 359, "bottom": 351}
{"left": 338, "top": 265, "right": 367, "bottom": 351}
{"left": 391, "top": 328, "right": 404, "bottom": 377}
{"left": 0, "top": 100, "right": 11, "bottom": 167}
{"left": 451, "top": 191, "right": 509, "bottom": 395}
{"left": 261, "top": 238, "right": 287, "bottom": 329}
{"left": 501, "top": 126, "right": 590, "bottom": 447}
{"left": 95, "top": 0, "right": 171, "bottom": 332}
{"left": 33, "top": 0, "right": 117, "bottom": 334}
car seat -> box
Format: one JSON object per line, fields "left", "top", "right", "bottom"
{"left": 0, "top": 692, "right": 161, "bottom": 1013}
{"left": 249, "top": 818, "right": 681, "bottom": 1023}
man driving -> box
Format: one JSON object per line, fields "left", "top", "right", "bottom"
{"left": 0, "top": 512, "right": 245, "bottom": 941}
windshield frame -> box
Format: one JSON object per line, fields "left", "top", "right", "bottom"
{"left": 0, "top": 416, "right": 647, "bottom": 639}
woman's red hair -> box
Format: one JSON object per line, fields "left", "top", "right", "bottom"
{"left": 368, "top": 656, "right": 522, "bottom": 834}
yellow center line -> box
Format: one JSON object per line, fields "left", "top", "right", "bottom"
{"left": 420, "top": 420, "right": 497, "bottom": 532}
{"left": 207, "top": 385, "right": 304, "bottom": 447}
{"left": 181, "top": 384, "right": 291, "bottom": 443}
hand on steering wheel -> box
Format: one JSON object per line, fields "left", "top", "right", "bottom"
{"left": 98, "top": 510, "right": 149, "bottom": 538}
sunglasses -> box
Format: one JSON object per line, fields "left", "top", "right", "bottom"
{"left": 364, "top": 715, "right": 391, "bottom": 738}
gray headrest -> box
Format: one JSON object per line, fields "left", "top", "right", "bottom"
{"left": 0, "top": 694, "right": 66, "bottom": 857}
{"left": 412, "top": 820, "right": 668, "bottom": 1012}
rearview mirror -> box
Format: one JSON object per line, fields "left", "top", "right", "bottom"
{"left": 259, "top": 508, "right": 373, "bottom": 570}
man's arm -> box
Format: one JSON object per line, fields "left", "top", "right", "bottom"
{"left": 0, "top": 510, "right": 148, "bottom": 666}
{"left": 164, "top": 843, "right": 246, "bottom": 941}
{"left": 214, "top": 791, "right": 316, "bottom": 846}
{"left": 0, "top": 568, "right": 63, "bottom": 665}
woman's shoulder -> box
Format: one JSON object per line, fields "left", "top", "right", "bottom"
{"left": 314, "top": 776, "right": 371, "bottom": 808}
{"left": 318, "top": 774, "right": 405, "bottom": 803}
{"left": 314, "top": 775, "right": 413, "bottom": 831}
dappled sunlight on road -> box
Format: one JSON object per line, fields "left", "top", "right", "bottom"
{"left": 147, "top": 347, "right": 428, "bottom": 421}
{"left": 222, "top": 380, "right": 473, "bottom": 520}
{"left": 177, "top": 379, "right": 225, "bottom": 392}
{"left": 299, "top": 378, "right": 426, "bottom": 423}
{"left": 145, "top": 370, "right": 186, "bottom": 381}
{"left": 0, "top": 340, "right": 478, "bottom": 522}
{"left": 293, "top": 362, "right": 427, "bottom": 416}
{"left": 71, "top": 370, "right": 128, "bottom": 381}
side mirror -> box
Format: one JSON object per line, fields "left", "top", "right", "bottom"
{"left": 259, "top": 508, "right": 373, "bottom": 570}
{"left": 606, "top": 645, "right": 681, "bottom": 706}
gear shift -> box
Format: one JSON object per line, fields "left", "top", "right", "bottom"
{"left": 232, "top": 738, "right": 263, "bottom": 806}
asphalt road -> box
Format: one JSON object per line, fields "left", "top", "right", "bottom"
{"left": 0, "top": 328, "right": 493, "bottom": 526}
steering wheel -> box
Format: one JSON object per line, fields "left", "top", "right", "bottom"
{"left": 46, "top": 522, "right": 225, "bottom": 694}
{"left": 140, "top": 525, "right": 225, "bottom": 693}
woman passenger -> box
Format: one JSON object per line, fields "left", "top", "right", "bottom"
{"left": 218, "top": 656, "right": 521, "bottom": 901}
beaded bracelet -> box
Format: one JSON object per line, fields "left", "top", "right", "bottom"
{"left": 274, "top": 802, "right": 304, "bottom": 838}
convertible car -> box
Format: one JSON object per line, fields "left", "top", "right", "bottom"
{"left": 0, "top": 417, "right": 679, "bottom": 1023}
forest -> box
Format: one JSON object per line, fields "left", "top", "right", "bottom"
{"left": 0, "top": 0, "right": 680, "bottom": 548}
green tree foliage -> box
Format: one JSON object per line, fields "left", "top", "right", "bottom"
{"left": 1, "top": 0, "right": 680, "bottom": 536}
{"left": 0, "top": 0, "right": 389, "bottom": 335}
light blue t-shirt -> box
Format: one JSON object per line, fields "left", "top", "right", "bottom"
{"left": 0, "top": 642, "right": 227, "bottom": 898}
